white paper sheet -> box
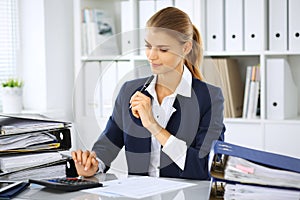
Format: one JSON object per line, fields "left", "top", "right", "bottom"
{"left": 83, "top": 176, "right": 196, "bottom": 199}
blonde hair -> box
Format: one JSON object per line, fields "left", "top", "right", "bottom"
{"left": 146, "top": 7, "right": 204, "bottom": 80}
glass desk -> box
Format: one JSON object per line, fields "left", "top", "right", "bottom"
{"left": 13, "top": 174, "right": 211, "bottom": 200}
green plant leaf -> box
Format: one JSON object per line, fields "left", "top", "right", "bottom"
{"left": 1, "top": 79, "right": 23, "bottom": 88}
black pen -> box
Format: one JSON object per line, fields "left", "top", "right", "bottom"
{"left": 129, "top": 75, "right": 155, "bottom": 109}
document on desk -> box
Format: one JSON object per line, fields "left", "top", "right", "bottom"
{"left": 83, "top": 176, "right": 196, "bottom": 199}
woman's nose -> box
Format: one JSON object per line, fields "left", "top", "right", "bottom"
{"left": 148, "top": 48, "right": 158, "bottom": 60}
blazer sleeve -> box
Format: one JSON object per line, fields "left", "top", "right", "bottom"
{"left": 180, "top": 85, "right": 225, "bottom": 180}
{"left": 91, "top": 82, "right": 128, "bottom": 168}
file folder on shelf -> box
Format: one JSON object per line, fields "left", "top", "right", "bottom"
{"left": 206, "top": 0, "right": 224, "bottom": 51}
{"left": 225, "top": 0, "right": 243, "bottom": 51}
{"left": 208, "top": 140, "right": 300, "bottom": 199}
{"left": 244, "top": 0, "right": 266, "bottom": 51}
{"left": 138, "top": 0, "right": 155, "bottom": 55}
{"left": 289, "top": 0, "right": 300, "bottom": 51}
{"left": 121, "top": 1, "right": 136, "bottom": 56}
{"left": 269, "top": 0, "right": 288, "bottom": 51}
{"left": 266, "top": 58, "right": 298, "bottom": 120}
{"left": 174, "top": 0, "right": 194, "bottom": 22}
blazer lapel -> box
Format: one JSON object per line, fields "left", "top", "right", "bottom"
{"left": 165, "top": 93, "right": 200, "bottom": 145}
{"left": 165, "top": 98, "right": 181, "bottom": 136}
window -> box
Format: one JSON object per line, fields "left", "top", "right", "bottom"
{"left": 0, "top": 0, "right": 20, "bottom": 109}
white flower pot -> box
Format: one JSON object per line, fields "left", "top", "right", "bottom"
{"left": 1, "top": 87, "right": 23, "bottom": 113}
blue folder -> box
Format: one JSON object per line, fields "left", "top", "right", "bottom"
{"left": 208, "top": 140, "right": 300, "bottom": 194}
{"left": 0, "top": 182, "right": 29, "bottom": 199}
{"left": 209, "top": 140, "right": 300, "bottom": 174}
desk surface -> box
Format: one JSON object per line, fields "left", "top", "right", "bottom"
{"left": 13, "top": 174, "right": 211, "bottom": 200}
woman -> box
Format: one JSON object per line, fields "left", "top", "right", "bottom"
{"left": 72, "top": 7, "right": 225, "bottom": 180}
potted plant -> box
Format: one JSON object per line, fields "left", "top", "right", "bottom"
{"left": 1, "top": 79, "right": 23, "bottom": 113}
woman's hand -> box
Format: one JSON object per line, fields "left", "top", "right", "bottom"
{"left": 129, "top": 91, "right": 156, "bottom": 128}
{"left": 129, "top": 91, "right": 163, "bottom": 136}
{"left": 71, "top": 150, "right": 99, "bottom": 177}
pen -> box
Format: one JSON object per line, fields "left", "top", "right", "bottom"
{"left": 129, "top": 75, "right": 154, "bottom": 109}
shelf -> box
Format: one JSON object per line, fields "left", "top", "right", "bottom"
{"left": 204, "top": 51, "right": 261, "bottom": 57}
{"left": 225, "top": 117, "right": 300, "bottom": 124}
{"left": 204, "top": 51, "right": 300, "bottom": 57}
{"left": 81, "top": 55, "right": 148, "bottom": 62}
{"left": 264, "top": 51, "right": 300, "bottom": 56}
{"left": 263, "top": 117, "right": 300, "bottom": 125}
{"left": 81, "top": 55, "right": 131, "bottom": 62}
{"left": 224, "top": 118, "right": 262, "bottom": 124}
{"left": 82, "top": 53, "right": 262, "bottom": 61}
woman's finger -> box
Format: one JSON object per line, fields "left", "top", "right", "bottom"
{"left": 71, "top": 151, "right": 78, "bottom": 162}
{"left": 84, "top": 153, "right": 95, "bottom": 171}
{"left": 82, "top": 150, "right": 90, "bottom": 165}
{"left": 75, "top": 149, "right": 83, "bottom": 164}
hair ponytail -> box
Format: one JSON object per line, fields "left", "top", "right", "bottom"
{"left": 184, "top": 25, "right": 204, "bottom": 80}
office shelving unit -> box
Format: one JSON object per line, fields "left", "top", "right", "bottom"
{"left": 73, "top": 0, "right": 300, "bottom": 158}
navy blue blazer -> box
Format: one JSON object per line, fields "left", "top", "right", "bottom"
{"left": 92, "top": 76, "right": 225, "bottom": 180}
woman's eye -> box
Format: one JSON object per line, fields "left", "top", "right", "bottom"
{"left": 160, "top": 49, "right": 168, "bottom": 52}
{"left": 145, "top": 45, "right": 151, "bottom": 49}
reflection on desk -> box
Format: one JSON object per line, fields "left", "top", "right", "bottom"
{"left": 13, "top": 174, "right": 210, "bottom": 200}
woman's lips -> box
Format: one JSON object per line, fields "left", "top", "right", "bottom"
{"left": 151, "top": 63, "right": 162, "bottom": 67}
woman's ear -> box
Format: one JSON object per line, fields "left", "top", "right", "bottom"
{"left": 183, "top": 41, "right": 192, "bottom": 55}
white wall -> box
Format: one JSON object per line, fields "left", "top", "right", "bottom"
{"left": 19, "top": 0, "right": 47, "bottom": 111}
{"left": 44, "top": 0, "right": 74, "bottom": 120}
{"left": 19, "top": 0, "right": 74, "bottom": 121}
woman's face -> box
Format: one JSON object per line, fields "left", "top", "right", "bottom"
{"left": 145, "top": 29, "right": 185, "bottom": 75}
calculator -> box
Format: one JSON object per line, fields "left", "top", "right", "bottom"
{"left": 29, "top": 177, "right": 103, "bottom": 192}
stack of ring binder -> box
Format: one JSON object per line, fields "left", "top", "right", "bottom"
{"left": 0, "top": 114, "right": 75, "bottom": 181}
{"left": 208, "top": 140, "right": 300, "bottom": 199}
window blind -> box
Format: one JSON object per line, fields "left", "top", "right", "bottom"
{"left": 0, "top": 0, "right": 19, "bottom": 110}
